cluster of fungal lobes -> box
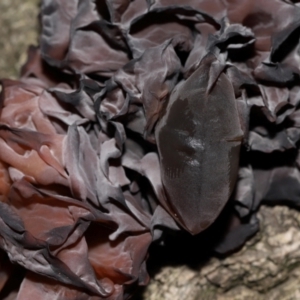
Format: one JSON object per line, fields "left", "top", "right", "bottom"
{"left": 0, "top": 0, "right": 300, "bottom": 299}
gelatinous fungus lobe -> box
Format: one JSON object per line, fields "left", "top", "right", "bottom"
{"left": 156, "top": 54, "right": 243, "bottom": 235}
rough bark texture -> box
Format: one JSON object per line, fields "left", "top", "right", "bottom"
{"left": 2, "top": 2, "right": 300, "bottom": 300}
{"left": 0, "top": 0, "right": 39, "bottom": 79}
{"left": 143, "top": 205, "right": 300, "bottom": 300}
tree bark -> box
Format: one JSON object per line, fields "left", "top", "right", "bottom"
{"left": 0, "top": 0, "right": 39, "bottom": 79}
{"left": 142, "top": 205, "right": 300, "bottom": 300}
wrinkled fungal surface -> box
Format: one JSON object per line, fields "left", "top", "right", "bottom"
{"left": 1, "top": 0, "right": 300, "bottom": 299}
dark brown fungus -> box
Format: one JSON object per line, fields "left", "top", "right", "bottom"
{"left": 1, "top": 0, "right": 300, "bottom": 298}
{"left": 155, "top": 53, "right": 244, "bottom": 234}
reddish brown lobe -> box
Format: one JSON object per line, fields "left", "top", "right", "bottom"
{"left": 156, "top": 54, "right": 243, "bottom": 234}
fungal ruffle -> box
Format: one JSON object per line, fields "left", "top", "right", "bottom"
{"left": 0, "top": 0, "right": 300, "bottom": 298}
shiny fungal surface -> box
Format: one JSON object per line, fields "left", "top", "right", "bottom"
{"left": 0, "top": 0, "right": 300, "bottom": 298}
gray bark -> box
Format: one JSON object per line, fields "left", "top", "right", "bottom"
{"left": 142, "top": 206, "right": 300, "bottom": 300}
{"left": 0, "top": 0, "right": 39, "bottom": 79}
